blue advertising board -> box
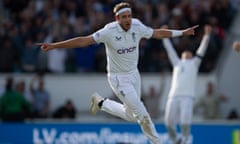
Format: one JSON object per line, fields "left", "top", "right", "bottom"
{"left": 0, "top": 122, "right": 239, "bottom": 144}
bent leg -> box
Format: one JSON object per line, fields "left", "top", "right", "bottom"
{"left": 102, "top": 98, "right": 161, "bottom": 144}
{"left": 101, "top": 98, "right": 136, "bottom": 122}
{"left": 107, "top": 72, "right": 161, "bottom": 144}
{"left": 118, "top": 89, "right": 161, "bottom": 144}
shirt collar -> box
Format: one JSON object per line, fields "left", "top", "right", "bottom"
{"left": 116, "top": 22, "right": 133, "bottom": 33}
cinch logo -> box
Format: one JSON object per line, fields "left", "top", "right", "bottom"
{"left": 232, "top": 130, "right": 240, "bottom": 144}
{"left": 117, "top": 46, "right": 136, "bottom": 54}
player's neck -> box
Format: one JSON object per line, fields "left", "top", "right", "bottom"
{"left": 119, "top": 24, "right": 130, "bottom": 32}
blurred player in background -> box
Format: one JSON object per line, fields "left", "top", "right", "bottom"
{"left": 37, "top": 2, "right": 198, "bottom": 144}
{"left": 162, "top": 25, "right": 212, "bottom": 144}
{"left": 232, "top": 41, "right": 240, "bottom": 53}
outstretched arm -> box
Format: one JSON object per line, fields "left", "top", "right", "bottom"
{"left": 152, "top": 25, "right": 198, "bottom": 39}
{"left": 195, "top": 25, "right": 212, "bottom": 65}
{"left": 37, "top": 35, "right": 96, "bottom": 52}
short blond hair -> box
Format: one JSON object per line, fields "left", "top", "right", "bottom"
{"left": 113, "top": 2, "right": 131, "bottom": 15}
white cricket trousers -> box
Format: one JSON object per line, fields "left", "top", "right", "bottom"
{"left": 101, "top": 69, "right": 161, "bottom": 144}
{"left": 164, "top": 96, "right": 193, "bottom": 143}
{"left": 165, "top": 96, "right": 193, "bottom": 126}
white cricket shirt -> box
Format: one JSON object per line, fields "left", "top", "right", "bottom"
{"left": 170, "top": 59, "right": 200, "bottom": 97}
{"left": 92, "top": 18, "right": 153, "bottom": 73}
{"left": 163, "top": 35, "right": 210, "bottom": 98}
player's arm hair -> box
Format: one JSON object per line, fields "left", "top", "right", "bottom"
{"left": 152, "top": 29, "right": 183, "bottom": 39}
{"left": 152, "top": 25, "right": 198, "bottom": 39}
{"left": 51, "top": 35, "right": 96, "bottom": 49}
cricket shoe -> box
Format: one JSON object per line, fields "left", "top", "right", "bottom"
{"left": 90, "top": 92, "right": 104, "bottom": 115}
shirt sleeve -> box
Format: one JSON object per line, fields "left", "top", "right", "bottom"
{"left": 92, "top": 26, "right": 108, "bottom": 44}
{"left": 162, "top": 38, "right": 180, "bottom": 66}
{"left": 194, "top": 35, "right": 210, "bottom": 66}
{"left": 135, "top": 19, "right": 154, "bottom": 39}
{"left": 196, "top": 35, "right": 210, "bottom": 57}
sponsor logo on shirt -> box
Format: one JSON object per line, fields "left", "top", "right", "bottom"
{"left": 115, "top": 36, "right": 122, "bottom": 41}
{"left": 117, "top": 46, "right": 136, "bottom": 54}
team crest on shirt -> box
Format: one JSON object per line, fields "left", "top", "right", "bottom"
{"left": 115, "top": 36, "right": 122, "bottom": 41}
{"left": 120, "top": 90, "right": 125, "bottom": 97}
{"left": 132, "top": 32, "right": 136, "bottom": 42}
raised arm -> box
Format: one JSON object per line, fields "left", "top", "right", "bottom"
{"left": 152, "top": 25, "right": 198, "bottom": 39}
{"left": 37, "top": 35, "right": 96, "bottom": 52}
{"left": 162, "top": 38, "right": 180, "bottom": 66}
{"left": 195, "top": 25, "right": 212, "bottom": 65}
